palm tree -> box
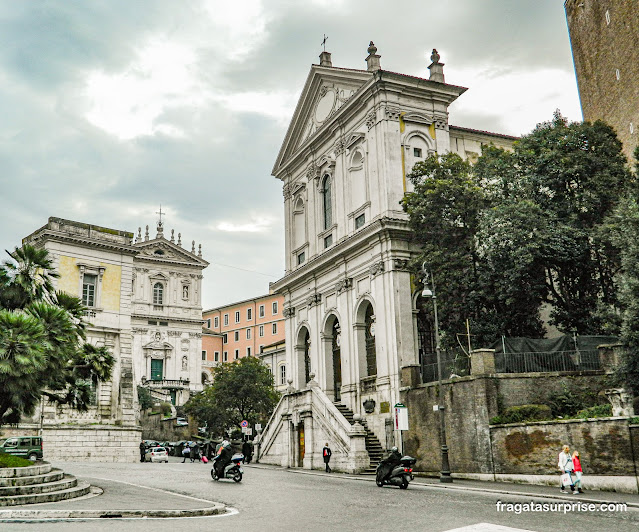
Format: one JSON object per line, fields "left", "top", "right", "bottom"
{"left": 0, "top": 311, "right": 49, "bottom": 424}
{"left": 1, "top": 245, "right": 59, "bottom": 309}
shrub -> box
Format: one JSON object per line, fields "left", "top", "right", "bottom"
{"left": 137, "top": 386, "right": 153, "bottom": 411}
{"left": 547, "top": 383, "right": 598, "bottom": 418}
{"left": 575, "top": 403, "right": 612, "bottom": 419}
{"left": 490, "top": 404, "right": 552, "bottom": 425}
{"left": 160, "top": 402, "right": 172, "bottom": 417}
{"left": 0, "top": 453, "right": 34, "bottom": 468}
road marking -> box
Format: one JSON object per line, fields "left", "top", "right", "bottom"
{"left": 84, "top": 476, "right": 218, "bottom": 505}
{"left": 445, "top": 524, "right": 535, "bottom": 532}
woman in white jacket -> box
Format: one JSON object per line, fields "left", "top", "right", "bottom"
{"left": 557, "top": 444, "right": 575, "bottom": 492}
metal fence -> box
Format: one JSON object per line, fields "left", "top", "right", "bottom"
{"left": 494, "top": 349, "right": 600, "bottom": 374}
{"left": 420, "top": 350, "right": 471, "bottom": 384}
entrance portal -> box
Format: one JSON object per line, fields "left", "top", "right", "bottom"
{"left": 332, "top": 320, "right": 342, "bottom": 401}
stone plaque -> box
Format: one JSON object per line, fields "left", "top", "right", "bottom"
{"left": 380, "top": 401, "right": 390, "bottom": 414}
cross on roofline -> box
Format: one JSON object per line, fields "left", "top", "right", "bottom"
{"left": 322, "top": 34, "right": 328, "bottom": 52}
{"left": 156, "top": 205, "right": 165, "bottom": 224}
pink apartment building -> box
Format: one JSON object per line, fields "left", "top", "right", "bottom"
{"left": 202, "top": 293, "right": 285, "bottom": 381}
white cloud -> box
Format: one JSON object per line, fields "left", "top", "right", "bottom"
{"left": 84, "top": 40, "right": 206, "bottom": 140}
{"left": 449, "top": 65, "right": 582, "bottom": 136}
{"left": 216, "top": 217, "right": 274, "bottom": 233}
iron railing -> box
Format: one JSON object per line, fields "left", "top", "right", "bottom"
{"left": 420, "top": 350, "right": 471, "bottom": 384}
{"left": 494, "top": 349, "right": 600, "bottom": 373}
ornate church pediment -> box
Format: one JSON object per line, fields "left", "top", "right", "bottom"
{"left": 142, "top": 340, "right": 174, "bottom": 359}
{"left": 134, "top": 239, "right": 208, "bottom": 267}
{"left": 273, "top": 67, "right": 373, "bottom": 176}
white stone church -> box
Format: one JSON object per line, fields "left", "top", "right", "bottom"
{"left": 257, "top": 44, "right": 514, "bottom": 472}
{"left": 20, "top": 216, "right": 207, "bottom": 461}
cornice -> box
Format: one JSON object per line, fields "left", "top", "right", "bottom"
{"left": 131, "top": 313, "right": 205, "bottom": 325}
{"left": 23, "top": 229, "right": 139, "bottom": 256}
{"left": 271, "top": 216, "right": 413, "bottom": 292}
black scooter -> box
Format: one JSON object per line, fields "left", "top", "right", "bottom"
{"left": 211, "top": 452, "right": 244, "bottom": 482}
{"left": 375, "top": 455, "right": 416, "bottom": 489}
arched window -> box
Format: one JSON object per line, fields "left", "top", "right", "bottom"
{"left": 153, "top": 283, "right": 164, "bottom": 305}
{"left": 279, "top": 364, "right": 287, "bottom": 385}
{"left": 304, "top": 330, "right": 311, "bottom": 384}
{"left": 365, "top": 305, "right": 377, "bottom": 376}
{"left": 322, "top": 175, "right": 332, "bottom": 230}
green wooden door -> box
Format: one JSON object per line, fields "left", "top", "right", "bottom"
{"left": 151, "top": 359, "right": 163, "bottom": 381}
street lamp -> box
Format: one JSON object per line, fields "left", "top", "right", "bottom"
{"left": 421, "top": 262, "right": 453, "bottom": 483}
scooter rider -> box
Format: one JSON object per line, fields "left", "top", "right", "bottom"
{"left": 378, "top": 446, "right": 402, "bottom": 481}
{"left": 214, "top": 440, "right": 233, "bottom": 477}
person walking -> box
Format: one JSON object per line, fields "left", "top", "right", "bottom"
{"left": 572, "top": 450, "right": 584, "bottom": 494}
{"left": 322, "top": 442, "right": 332, "bottom": 473}
{"left": 139, "top": 441, "right": 146, "bottom": 463}
{"left": 242, "top": 439, "right": 253, "bottom": 464}
{"left": 557, "top": 444, "right": 575, "bottom": 492}
{"left": 181, "top": 443, "right": 191, "bottom": 463}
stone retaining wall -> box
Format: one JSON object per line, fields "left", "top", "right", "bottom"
{"left": 41, "top": 425, "right": 141, "bottom": 462}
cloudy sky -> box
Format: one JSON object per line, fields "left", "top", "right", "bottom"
{"left": 0, "top": 0, "right": 582, "bottom": 310}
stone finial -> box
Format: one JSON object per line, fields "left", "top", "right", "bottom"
{"left": 366, "top": 41, "right": 381, "bottom": 72}
{"left": 170, "top": 229, "right": 175, "bottom": 243}
{"left": 178, "top": 233, "right": 182, "bottom": 246}
{"left": 144, "top": 225, "right": 149, "bottom": 241}
{"left": 428, "top": 48, "right": 445, "bottom": 83}
{"left": 191, "top": 240, "right": 195, "bottom": 253}
{"left": 198, "top": 244, "right": 202, "bottom": 257}
{"left": 136, "top": 227, "right": 142, "bottom": 243}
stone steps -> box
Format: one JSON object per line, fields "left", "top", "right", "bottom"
{"left": 0, "top": 480, "right": 90, "bottom": 506}
{"left": 334, "top": 402, "right": 385, "bottom": 473}
{"left": 0, "top": 468, "right": 64, "bottom": 487}
{"left": 0, "top": 463, "right": 91, "bottom": 507}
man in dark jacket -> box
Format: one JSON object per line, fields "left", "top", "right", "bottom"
{"left": 139, "top": 441, "right": 146, "bottom": 463}
{"left": 214, "top": 441, "right": 233, "bottom": 477}
{"left": 377, "top": 446, "right": 402, "bottom": 482}
{"left": 322, "top": 442, "right": 332, "bottom": 473}
{"left": 242, "top": 439, "right": 253, "bottom": 464}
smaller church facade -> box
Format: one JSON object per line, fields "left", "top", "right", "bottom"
{"left": 21, "top": 216, "right": 207, "bottom": 461}
{"left": 257, "top": 44, "right": 515, "bottom": 472}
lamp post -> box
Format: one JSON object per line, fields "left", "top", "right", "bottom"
{"left": 421, "top": 263, "right": 452, "bottom": 483}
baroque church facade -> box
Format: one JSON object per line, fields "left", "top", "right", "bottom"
{"left": 21, "top": 216, "right": 207, "bottom": 461}
{"left": 257, "top": 44, "right": 515, "bottom": 472}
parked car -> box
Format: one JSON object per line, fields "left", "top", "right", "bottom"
{"left": 160, "top": 441, "right": 174, "bottom": 455}
{"left": 0, "top": 436, "right": 43, "bottom": 461}
{"left": 144, "top": 446, "right": 169, "bottom": 463}
{"left": 143, "top": 440, "right": 161, "bottom": 449}
{"left": 176, "top": 418, "right": 188, "bottom": 426}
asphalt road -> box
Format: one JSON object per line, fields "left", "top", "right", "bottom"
{"left": 3, "top": 458, "right": 639, "bottom": 532}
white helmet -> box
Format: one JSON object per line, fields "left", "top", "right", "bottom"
{"left": 391, "top": 446, "right": 398, "bottom": 452}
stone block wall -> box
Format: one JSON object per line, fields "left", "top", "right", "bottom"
{"left": 140, "top": 412, "right": 192, "bottom": 441}
{"left": 490, "top": 418, "right": 635, "bottom": 475}
{"left": 41, "top": 425, "right": 142, "bottom": 462}
{"left": 401, "top": 371, "right": 611, "bottom": 475}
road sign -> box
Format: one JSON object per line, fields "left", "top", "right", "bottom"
{"left": 255, "top": 423, "right": 262, "bottom": 432}
{"left": 394, "top": 403, "right": 409, "bottom": 430}
{"left": 240, "top": 420, "right": 248, "bottom": 428}
{"left": 245, "top": 428, "right": 252, "bottom": 436}
{"left": 241, "top": 427, "right": 248, "bottom": 434}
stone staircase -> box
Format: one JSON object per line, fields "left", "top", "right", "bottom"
{"left": 334, "top": 402, "right": 384, "bottom": 474}
{"left": 0, "top": 462, "right": 90, "bottom": 506}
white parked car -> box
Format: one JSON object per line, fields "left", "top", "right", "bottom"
{"left": 144, "top": 446, "right": 169, "bottom": 463}
{"left": 176, "top": 418, "right": 188, "bottom": 426}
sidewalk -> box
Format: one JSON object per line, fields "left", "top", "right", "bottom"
{"left": 0, "top": 476, "right": 226, "bottom": 520}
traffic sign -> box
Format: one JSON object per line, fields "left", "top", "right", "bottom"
{"left": 255, "top": 423, "right": 262, "bottom": 431}
{"left": 240, "top": 420, "right": 248, "bottom": 428}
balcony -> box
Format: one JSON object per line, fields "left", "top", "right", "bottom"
{"left": 142, "top": 378, "right": 190, "bottom": 390}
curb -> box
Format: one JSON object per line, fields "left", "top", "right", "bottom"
{"left": 0, "top": 503, "right": 228, "bottom": 520}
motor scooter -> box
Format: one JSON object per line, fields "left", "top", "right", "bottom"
{"left": 211, "top": 452, "right": 244, "bottom": 482}
{"left": 375, "top": 455, "right": 416, "bottom": 489}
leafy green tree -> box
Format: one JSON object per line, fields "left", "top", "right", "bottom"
{"left": 184, "top": 356, "right": 280, "bottom": 438}
{"left": 402, "top": 113, "right": 633, "bottom": 346}
{"left": 0, "top": 245, "right": 114, "bottom": 425}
